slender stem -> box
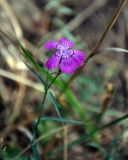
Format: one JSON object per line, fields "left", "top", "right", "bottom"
{"left": 47, "top": 71, "right": 61, "bottom": 90}
{"left": 34, "top": 90, "right": 48, "bottom": 131}
{"left": 67, "top": 0, "right": 127, "bottom": 86}
{"left": 31, "top": 71, "right": 61, "bottom": 159}
{"left": 45, "top": 69, "right": 49, "bottom": 85}
{"left": 34, "top": 71, "right": 61, "bottom": 132}
{"left": 31, "top": 90, "right": 47, "bottom": 160}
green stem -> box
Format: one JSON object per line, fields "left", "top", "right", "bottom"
{"left": 47, "top": 71, "right": 61, "bottom": 89}
{"left": 31, "top": 71, "right": 61, "bottom": 159}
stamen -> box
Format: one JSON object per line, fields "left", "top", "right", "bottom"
{"left": 62, "top": 49, "right": 74, "bottom": 59}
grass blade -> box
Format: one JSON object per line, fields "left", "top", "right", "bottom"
{"left": 49, "top": 91, "right": 64, "bottom": 127}
{"left": 19, "top": 43, "right": 45, "bottom": 75}
{"left": 23, "top": 61, "right": 45, "bottom": 86}
{"left": 40, "top": 116, "right": 83, "bottom": 125}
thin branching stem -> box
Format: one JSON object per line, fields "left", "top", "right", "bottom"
{"left": 31, "top": 71, "right": 61, "bottom": 159}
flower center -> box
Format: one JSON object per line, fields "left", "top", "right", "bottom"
{"left": 56, "top": 44, "right": 74, "bottom": 59}
{"left": 55, "top": 49, "right": 74, "bottom": 59}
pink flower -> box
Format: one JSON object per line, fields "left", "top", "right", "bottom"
{"left": 44, "top": 37, "right": 85, "bottom": 74}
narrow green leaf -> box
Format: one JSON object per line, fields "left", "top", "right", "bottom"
{"left": 48, "top": 91, "right": 64, "bottom": 127}
{"left": 40, "top": 116, "right": 83, "bottom": 125}
{"left": 19, "top": 43, "right": 44, "bottom": 75}
{"left": 50, "top": 113, "right": 128, "bottom": 157}
{"left": 70, "top": 113, "right": 128, "bottom": 147}
{"left": 23, "top": 61, "right": 45, "bottom": 86}
{"left": 100, "top": 113, "right": 128, "bottom": 130}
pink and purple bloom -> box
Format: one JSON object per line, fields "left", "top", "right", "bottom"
{"left": 44, "top": 37, "right": 85, "bottom": 74}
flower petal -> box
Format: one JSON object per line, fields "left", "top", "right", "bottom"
{"left": 45, "top": 53, "right": 60, "bottom": 70}
{"left": 44, "top": 40, "right": 58, "bottom": 50}
{"left": 60, "top": 59, "right": 75, "bottom": 74}
{"left": 73, "top": 50, "right": 85, "bottom": 66}
{"left": 59, "top": 37, "right": 74, "bottom": 48}
{"left": 60, "top": 50, "right": 85, "bottom": 74}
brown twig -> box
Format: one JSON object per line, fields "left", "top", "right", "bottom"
{"left": 58, "top": 0, "right": 127, "bottom": 97}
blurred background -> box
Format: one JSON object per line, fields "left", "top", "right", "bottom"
{"left": 0, "top": 0, "right": 128, "bottom": 159}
